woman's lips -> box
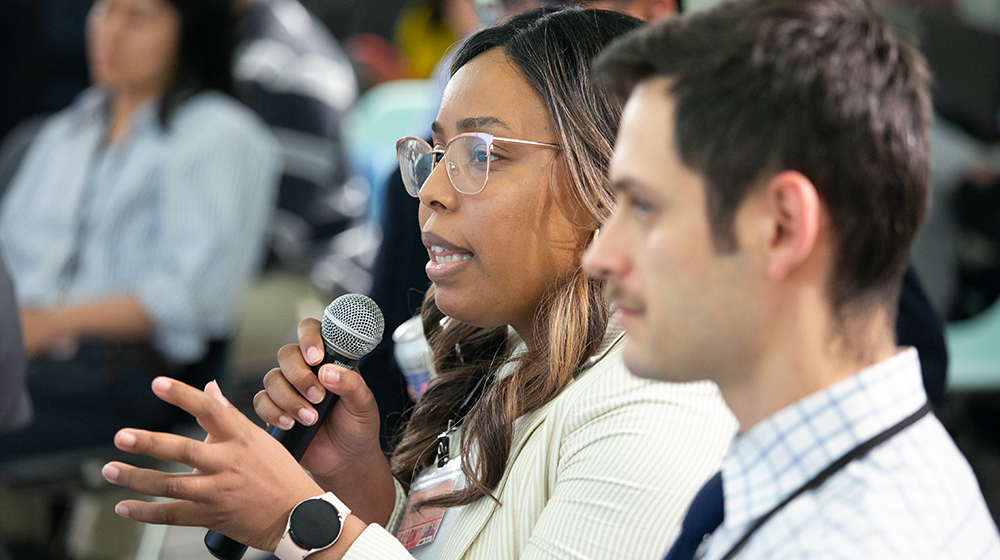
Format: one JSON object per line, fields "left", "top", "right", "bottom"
{"left": 425, "top": 246, "right": 474, "bottom": 282}
{"left": 422, "top": 233, "right": 474, "bottom": 282}
{"left": 428, "top": 245, "right": 473, "bottom": 264}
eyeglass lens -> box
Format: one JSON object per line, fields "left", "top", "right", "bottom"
{"left": 398, "top": 135, "right": 491, "bottom": 196}
{"left": 398, "top": 139, "right": 433, "bottom": 197}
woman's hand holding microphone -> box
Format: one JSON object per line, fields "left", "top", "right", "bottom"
{"left": 254, "top": 317, "right": 397, "bottom": 526}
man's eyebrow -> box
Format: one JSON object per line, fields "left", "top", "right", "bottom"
{"left": 610, "top": 177, "right": 643, "bottom": 196}
{"left": 431, "top": 121, "right": 443, "bottom": 135}
{"left": 457, "top": 116, "right": 510, "bottom": 133}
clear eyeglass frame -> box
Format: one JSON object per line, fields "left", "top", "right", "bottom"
{"left": 395, "top": 132, "right": 560, "bottom": 197}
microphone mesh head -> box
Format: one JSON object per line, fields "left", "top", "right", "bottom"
{"left": 321, "top": 293, "right": 385, "bottom": 359}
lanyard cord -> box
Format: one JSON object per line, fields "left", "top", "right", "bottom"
{"left": 57, "top": 147, "right": 105, "bottom": 298}
{"left": 435, "top": 372, "right": 492, "bottom": 467}
{"left": 719, "top": 401, "right": 933, "bottom": 560}
{"left": 455, "top": 372, "right": 491, "bottom": 422}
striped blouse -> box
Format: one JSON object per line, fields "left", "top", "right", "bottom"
{"left": 344, "top": 325, "right": 739, "bottom": 560}
{"left": 0, "top": 87, "right": 280, "bottom": 363}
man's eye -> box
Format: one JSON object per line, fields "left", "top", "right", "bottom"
{"left": 628, "top": 197, "right": 656, "bottom": 219}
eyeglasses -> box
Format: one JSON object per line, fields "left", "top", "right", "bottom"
{"left": 395, "top": 132, "right": 560, "bottom": 197}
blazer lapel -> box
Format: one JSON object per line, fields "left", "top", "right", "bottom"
{"left": 441, "top": 401, "right": 554, "bottom": 560}
{"left": 439, "top": 323, "right": 625, "bottom": 559}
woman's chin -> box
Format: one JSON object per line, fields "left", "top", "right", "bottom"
{"left": 434, "top": 293, "right": 499, "bottom": 331}
{"left": 433, "top": 294, "right": 469, "bottom": 324}
{"left": 93, "top": 75, "right": 130, "bottom": 93}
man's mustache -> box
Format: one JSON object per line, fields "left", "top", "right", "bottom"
{"left": 604, "top": 284, "right": 645, "bottom": 313}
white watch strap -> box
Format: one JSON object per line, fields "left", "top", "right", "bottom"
{"left": 275, "top": 493, "right": 352, "bottom": 560}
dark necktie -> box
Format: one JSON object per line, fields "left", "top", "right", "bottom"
{"left": 663, "top": 472, "right": 724, "bottom": 560}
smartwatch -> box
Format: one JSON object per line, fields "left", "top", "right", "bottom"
{"left": 275, "top": 492, "right": 352, "bottom": 560}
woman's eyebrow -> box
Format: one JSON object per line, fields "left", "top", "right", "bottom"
{"left": 456, "top": 116, "right": 510, "bottom": 133}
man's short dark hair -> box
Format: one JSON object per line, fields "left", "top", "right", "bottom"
{"left": 595, "top": 0, "right": 931, "bottom": 315}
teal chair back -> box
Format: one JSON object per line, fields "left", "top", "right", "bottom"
{"left": 946, "top": 298, "right": 1000, "bottom": 391}
{"left": 343, "top": 79, "right": 439, "bottom": 224}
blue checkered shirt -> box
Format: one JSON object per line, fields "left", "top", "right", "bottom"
{"left": 695, "top": 348, "right": 1000, "bottom": 559}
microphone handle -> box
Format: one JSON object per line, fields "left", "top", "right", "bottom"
{"left": 205, "top": 347, "right": 360, "bottom": 560}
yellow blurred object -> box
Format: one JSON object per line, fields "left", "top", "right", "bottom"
{"left": 394, "top": 0, "right": 460, "bottom": 79}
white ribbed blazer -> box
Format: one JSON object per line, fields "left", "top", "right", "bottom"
{"left": 344, "top": 326, "right": 737, "bottom": 560}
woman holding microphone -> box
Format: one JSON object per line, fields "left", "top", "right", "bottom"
{"left": 102, "top": 8, "right": 736, "bottom": 559}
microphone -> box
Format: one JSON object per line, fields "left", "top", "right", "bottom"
{"left": 205, "top": 293, "right": 385, "bottom": 560}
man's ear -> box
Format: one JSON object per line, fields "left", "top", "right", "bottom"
{"left": 760, "top": 170, "right": 821, "bottom": 280}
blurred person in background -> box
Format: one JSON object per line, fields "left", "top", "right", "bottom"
{"left": 0, "top": 254, "right": 28, "bottom": 560}
{"left": 0, "top": 0, "right": 280, "bottom": 458}
{"left": 395, "top": 0, "right": 480, "bottom": 80}
{"left": 233, "top": 0, "right": 361, "bottom": 268}
{"left": 103, "top": 9, "right": 737, "bottom": 559}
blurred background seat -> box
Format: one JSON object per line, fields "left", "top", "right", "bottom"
{"left": 341, "top": 78, "right": 437, "bottom": 226}
{"left": 947, "top": 298, "right": 1000, "bottom": 392}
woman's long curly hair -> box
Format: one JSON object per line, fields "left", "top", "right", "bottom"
{"left": 389, "top": 7, "right": 642, "bottom": 508}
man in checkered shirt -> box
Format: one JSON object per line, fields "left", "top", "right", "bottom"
{"left": 584, "top": 0, "right": 1000, "bottom": 558}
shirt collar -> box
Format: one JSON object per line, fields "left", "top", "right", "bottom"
{"left": 720, "top": 347, "right": 927, "bottom": 528}
{"left": 67, "top": 86, "right": 161, "bottom": 141}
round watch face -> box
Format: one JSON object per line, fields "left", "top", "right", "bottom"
{"left": 289, "top": 498, "right": 342, "bottom": 550}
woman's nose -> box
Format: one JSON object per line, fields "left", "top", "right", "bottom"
{"left": 417, "top": 158, "right": 459, "bottom": 212}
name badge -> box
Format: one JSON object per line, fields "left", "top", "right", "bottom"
{"left": 396, "top": 457, "right": 464, "bottom": 551}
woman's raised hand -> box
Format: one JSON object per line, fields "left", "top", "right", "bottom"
{"left": 253, "top": 317, "right": 396, "bottom": 524}
{"left": 102, "top": 378, "right": 324, "bottom": 552}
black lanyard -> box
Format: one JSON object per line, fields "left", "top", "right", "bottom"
{"left": 435, "top": 372, "right": 492, "bottom": 467}
{"left": 718, "top": 401, "right": 933, "bottom": 560}
{"left": 57, "top": 147, "right": 105, "bottom": 297}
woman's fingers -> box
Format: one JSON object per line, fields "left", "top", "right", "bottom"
{"left": 253, "top": 388, "right": 295, "bottom": 430}
{"left": 276, "top": 343, "right": 326, "bottom": 406}
{"left": 112, "top": 498, "right": 206, "bottom": 527}
{"left": 296, "top": 317, "right": 325, "bottom": 365}
{"left": 102, "top": 375, "right": 329, "bottom": 553}
{"left": 204, "top": 380, "right": 232, "bottom": 407}
{"left": 113, "top": 429, "right": 213, "bottom": 470}
{"left": 102, "top": 461, "right": 205, "bottom": 502}
{"left": 318, "top": 365, "right": 377, "bottom": 423}
{"left": 149, "top": 377, "right": 234, "bottom": 438}
{"left": 260, "top": 366, "right": 318, "bottom": 427}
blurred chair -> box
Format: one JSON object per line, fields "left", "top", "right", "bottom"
{"left": 946, "top": 298, "right": 1000, "bottom": 392}
{"left": 942, "top": 290, "right": 1000, "bottom": 524}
